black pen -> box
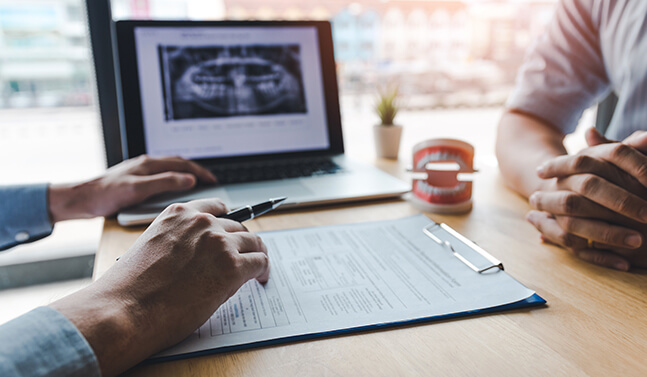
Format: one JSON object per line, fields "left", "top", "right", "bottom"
{"left": 222, "top": 197, "right": 287, "bottom": 222}
{"left": 116, "top": 197, "right": 287, "bottom": 261}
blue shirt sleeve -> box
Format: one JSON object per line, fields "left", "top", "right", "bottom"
{"left": 506, "top": 0, "right": 610, "bottom": 134}
{"left": 0, "top": 307, "right": 101, "bottom": 377}
{"left": 0, "top": 184, "right": 54, "bottom": 251}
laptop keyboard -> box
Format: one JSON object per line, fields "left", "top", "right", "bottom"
{"left": 208, "top": 158, "right": 343, "bottom": 185}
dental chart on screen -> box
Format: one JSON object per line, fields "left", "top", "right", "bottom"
{"left": 133, "top": 26, "right": 330, "bottom": 159}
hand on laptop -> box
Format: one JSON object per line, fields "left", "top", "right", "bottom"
{"left": 526, "top": 129, "right": 647, "bottom": 270}
{"left": 50, "top": 198, "right": 270, "bottom": 376}
{"left": 47, "top": 155, "right": 217, "bottom": 222}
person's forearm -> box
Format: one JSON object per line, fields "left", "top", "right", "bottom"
{"left": 48, "top": 197, "right": 271, "bottom": 376}
{"left": 47, "top": 181, "right": 98, "bottom": 223}
{"left": 495, "top": 111, "right": 567, "bottom": 198}
{"left": 49, "top": 281, "right": 158, "bottom": 377}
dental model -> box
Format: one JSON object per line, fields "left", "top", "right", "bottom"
{"left": 408, "top": 139, "right": 476, "bottom": 214}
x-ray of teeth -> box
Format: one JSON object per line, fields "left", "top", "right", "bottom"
{"left": 159, "top": 44, "right": 307, "bottom": 120}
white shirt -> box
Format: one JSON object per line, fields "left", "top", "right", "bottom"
{"left": 507, "top": 0, "right": 647, "bottom": 140}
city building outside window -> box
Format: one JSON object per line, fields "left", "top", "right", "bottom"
{"left": 0, "top": 0, "right": 560, "bottom": 290}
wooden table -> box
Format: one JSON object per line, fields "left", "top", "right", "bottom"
{"left": 94, "top": 159, "right": 647, "bottom": 377}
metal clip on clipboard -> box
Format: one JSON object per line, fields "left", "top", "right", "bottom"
{"left": 423, "top": 223, "right": 504, "bottom": 273}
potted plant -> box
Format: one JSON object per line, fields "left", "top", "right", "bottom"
{"left": 373, "top": 84, "right": 403, "bottom": 159}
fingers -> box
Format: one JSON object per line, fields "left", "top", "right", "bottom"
{"left": 163, "top": 202, "right": 268, "bottom": 282}
{"left": 131, "top": 172, "right": 197, "bottom": 202}
{"left": 526, "top": 210, "right": 632, "bottom": 271}
{"left": 537, "top": 154, "right": 645, "bottom": 197}
{"left": 218, "top": 219, "right": 248, "bottom": 233}
{"left": 537, "top": 143, "right": 647, "bottom": 195}
{"left": 553, "top": 215, "right": 643, "bottom": 249}
{"left": 585, "top": 127, "right": 613, "bottom": 147}
{"left": 529, "top": 190, "right": 627, "bottom": 223}
{"left": 526, "top": 210, "right": 588, "bottom": 250}
{"left": 229, "top": 232, "right": 270, "bottom": 283}
{"left": 573, "top": 249, "right": 630, "bottom": 271}
{"left": 232, "top": 232, "right": 268, "bottom": 257}
{"left": 554, "top": 174, "right": 647, "bottom": 223}
{"left": 586, "top": 143, "right": 647, "bottom": 188}
{"left": 134, "top": 155, "right": 217, "bottom": 183}
{"left": 622, "top": 131, "right": 647, "bottom": 154}
{"left": 169, "top": 199, "right": 247, "bottom": 231}
{"left": 168, "top": 201, "right": 267, "bottom": 282}
{"left": 537, "top": 154, "right": 611, "bottom": 179}
{"left": 239, "top": 253, "right": 271, "bottom": 284}
{"left": 185, "top": 198, "right": 230, "bottom": 217}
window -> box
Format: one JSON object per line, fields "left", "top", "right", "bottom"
{"left": 0, "top": 0, "right": 103, "bottom": 287}
{"left": 0, "top": 0, "right": 561, "bottom": 288}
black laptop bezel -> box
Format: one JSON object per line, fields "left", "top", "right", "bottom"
{"left": 114, "top": 20, "right": 344, "bottom": 165}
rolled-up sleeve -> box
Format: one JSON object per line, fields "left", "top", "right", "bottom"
{"left": 0, "top": 307, "right": 100, "bottom": 377}
{"left": 507, "top": 0, "right": 610, "bottom": 134}
{"left": 0, "top": 184, "right": 54, "bottom": 251}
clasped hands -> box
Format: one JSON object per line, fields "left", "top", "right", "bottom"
{"left": 526, "top": 128, "right": 647, "bottom": 271}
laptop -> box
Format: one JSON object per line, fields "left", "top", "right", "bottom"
{"left": 113, "top": 20, "right": 409, "bottom": 226}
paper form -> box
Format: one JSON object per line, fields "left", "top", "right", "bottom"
{"left": 154, "top": 214, "right": 536, "bottom": 359}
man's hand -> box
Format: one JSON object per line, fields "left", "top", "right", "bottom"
{"left": 50, "top": 199, "right": 270, "bottom": 377}
{"left": 48, "top": 155, "right": 217, "bottom": 222}
{"left": 526, "top": 129, "right": 647, "bottom": 270}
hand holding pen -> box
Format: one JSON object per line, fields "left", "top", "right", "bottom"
{"left": 116, "top": 197, "right": 286, "bottom": 261}
{"left": 222, "top": 197, "right": 287, "bottom": 222}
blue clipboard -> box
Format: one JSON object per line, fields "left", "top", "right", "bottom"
{"left": 148, "top": 293, "right": 545, "bottom": 364}
{"left": 147, "top": 219, "right": 546, "bottom": 364}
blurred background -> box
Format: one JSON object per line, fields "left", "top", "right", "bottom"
{"left": 0, "top": 0, "right": 561, "bottom": 183}
{"left": 4, "top": 0, "right": 584, "bottom": 322}
{"left": 0, "top": 0, "right": 556, "bottom": 111}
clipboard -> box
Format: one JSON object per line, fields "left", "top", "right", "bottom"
{"left": 149, "top": 214, "right": 546, "bottom": 362}
{"left": 423, "top": 222, "right": 504, "bottom": 273}
{"left": 421, "top": 220, "right": 545, "bottom": 310}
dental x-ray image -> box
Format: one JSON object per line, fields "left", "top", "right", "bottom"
{"left": 158, "top": 44, "right": 308, "bottom": 120}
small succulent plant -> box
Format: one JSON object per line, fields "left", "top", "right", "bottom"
{"left": 375, "top": 84, "right": 400, "bottom": 126}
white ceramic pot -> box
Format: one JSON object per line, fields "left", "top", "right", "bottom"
{"left": 373, "top": 124, "right": 403, "bottom": 159}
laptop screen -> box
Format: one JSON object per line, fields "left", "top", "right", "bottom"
{"left": 129, "top": 24, "right": 331, "bottom": 160}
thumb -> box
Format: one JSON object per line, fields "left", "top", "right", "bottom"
{"left": 622, "top": 131, "right": 647, "bottom": 154}
{"left": 585, "top": 127, "right": 613, "bottom": 147}
{"left": 131, "top": 172, "right": 196, "bottom": 202}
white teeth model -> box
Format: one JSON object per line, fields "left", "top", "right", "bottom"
{"left": 416, "top": 151, "right": 467, "bottom": 171}
{"left": 416, "top": 180, "right": 467, "bottom": 196}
